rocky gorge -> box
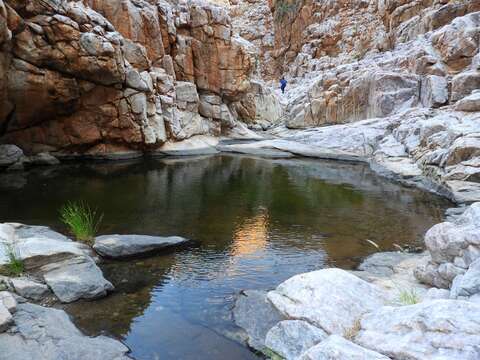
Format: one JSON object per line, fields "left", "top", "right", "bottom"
{"left": 1, "top": 0, "right": 480, "bottom": 359}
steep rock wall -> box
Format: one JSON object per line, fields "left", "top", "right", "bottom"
{"left": 0, "top": 0, "right": 255, "bottom": 157}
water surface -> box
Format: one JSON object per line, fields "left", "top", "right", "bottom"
{"left": 0, "top": 155, "right": 450, "bottom": 359}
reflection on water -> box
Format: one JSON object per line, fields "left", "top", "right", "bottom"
{"left": 0, "top": 155, "right": 451, "bottom": 360}
{"left": 231, "top": 208, "right": 269, "bottom": 257}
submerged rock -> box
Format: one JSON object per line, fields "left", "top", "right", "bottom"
{"left": 265, "top": 320, "right": 327, "bottom": 360}
{"left": 93, "top": 234, "right": 189, "bottom": 258}
{"left": 233, "top": 290, "right": 285, "bottom": 351}
{"left": 355, "top": 300, "right": 480, "bottom": 360}
{"left": 267, "top": 269, "right": 388, "bottom": 335}
{"left": 357, "top": 251, "right": 414, "bottom": 277}
{"left": 0, "top": 303, "right": 131, "bottom": 360}
{"left": 299, "top": 335, "right": 389, "bottom": 360}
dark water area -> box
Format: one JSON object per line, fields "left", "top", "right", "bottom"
{"left": 0, "top": 155, "right": 451, "bottom": 359}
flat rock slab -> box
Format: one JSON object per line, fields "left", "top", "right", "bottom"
{"left": 356, "top": 299, "right": 480, "bottom": 360}
{"left": 358, "top": 251, "right": 415, "bottom": 277}
{"left": 94, "top": 234, "right": 189, "bottom": 258}
{"left": 299, "top": 335, "right": 389, "bottom": 360}
{"left": 267, "top": 268, "right": 388, "bottom": 335}
{"left": 0, "top": 303, "right": 131, "bottom": 359}
{"left": 233, "top": 290, "right": 285, "bottom": 351}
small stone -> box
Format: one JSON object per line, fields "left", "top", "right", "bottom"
{"left": 10, "top": 278, "right": 50, "bottom": 301}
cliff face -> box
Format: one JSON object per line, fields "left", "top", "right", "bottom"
{"left": 0, "top": 0, "right": 257, "bottom": 156}
{"left": 260, "top": 0, "right": 480, "bottom": 128}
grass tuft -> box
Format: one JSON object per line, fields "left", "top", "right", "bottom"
{"left": 398, "top": 288, "right": 420, "bottom": 305}
{"left": 1, "top": 244, "right": 24, "bottom": 277}
{"left": 344, "top": 318, "right": 361, "bottom": 340}
{"left": 59, "top": 201, "right": 103, "bottom": 244}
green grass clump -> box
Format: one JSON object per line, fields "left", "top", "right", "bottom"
{"left": 59, "top": 201, "right": 103, "bottom": 244}
{"left": 398, "top": 289, "right": 420, "bottom": 305}
{"left": 1, "top": 245, "right": 24, "bottom": 277}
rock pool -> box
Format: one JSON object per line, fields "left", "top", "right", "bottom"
{"left": 0, "top": 155, "right": 450, "bottom": 359}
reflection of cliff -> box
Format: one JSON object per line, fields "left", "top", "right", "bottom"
{"left": 0, "top": 154, "right": 451, "bottom": 345}
{"left": 0, "top": 155, "right": 448, "bottom": 247}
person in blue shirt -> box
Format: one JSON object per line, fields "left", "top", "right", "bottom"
{"left": 280, "top": 77, "right": 287, "bottom": 94}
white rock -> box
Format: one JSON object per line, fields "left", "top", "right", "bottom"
{"left": 265, "top": 320, "right": 327, "bottom": 360}
{"left": 356, "top": 300, "right": 480, "bottom": 360}
{"left": 267, "top": 269, "right": 388, "bottom": 335}
{"left": 421, "top": 75, "right": 448, "bottom": 108}
{"left": 299, "top": 335, "right": 389, "bottom": 360}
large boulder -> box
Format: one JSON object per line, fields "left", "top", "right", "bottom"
{"left": 355, "top": 300, "right": 480, "bottom": 360}
{"left": 93, "top": 234, "right": 189, "bottom": 258}
{"left": 267, "top": 269, "right": 388, "bottom": 335}
{"left": 299, "top": 335, "right": 389, "bottom": 360}
{"left": 415, "top": 203, "right": 480, "bottom": 288}
{"left": 0, "top": 302, "right": 131, "bottom": 359}
{"left": 42, "top": 257, "right": 113, "bottom": 303}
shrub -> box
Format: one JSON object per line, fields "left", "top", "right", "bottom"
{"left": 1, "top": 244, "right": 24, "bottom": 277}
{"left": 59, "top": 201, "right": 103, "bottom": 243}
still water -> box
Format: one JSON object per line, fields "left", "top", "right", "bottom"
{"left": 0, "top": 155, "right": 450, "bottom": 359}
